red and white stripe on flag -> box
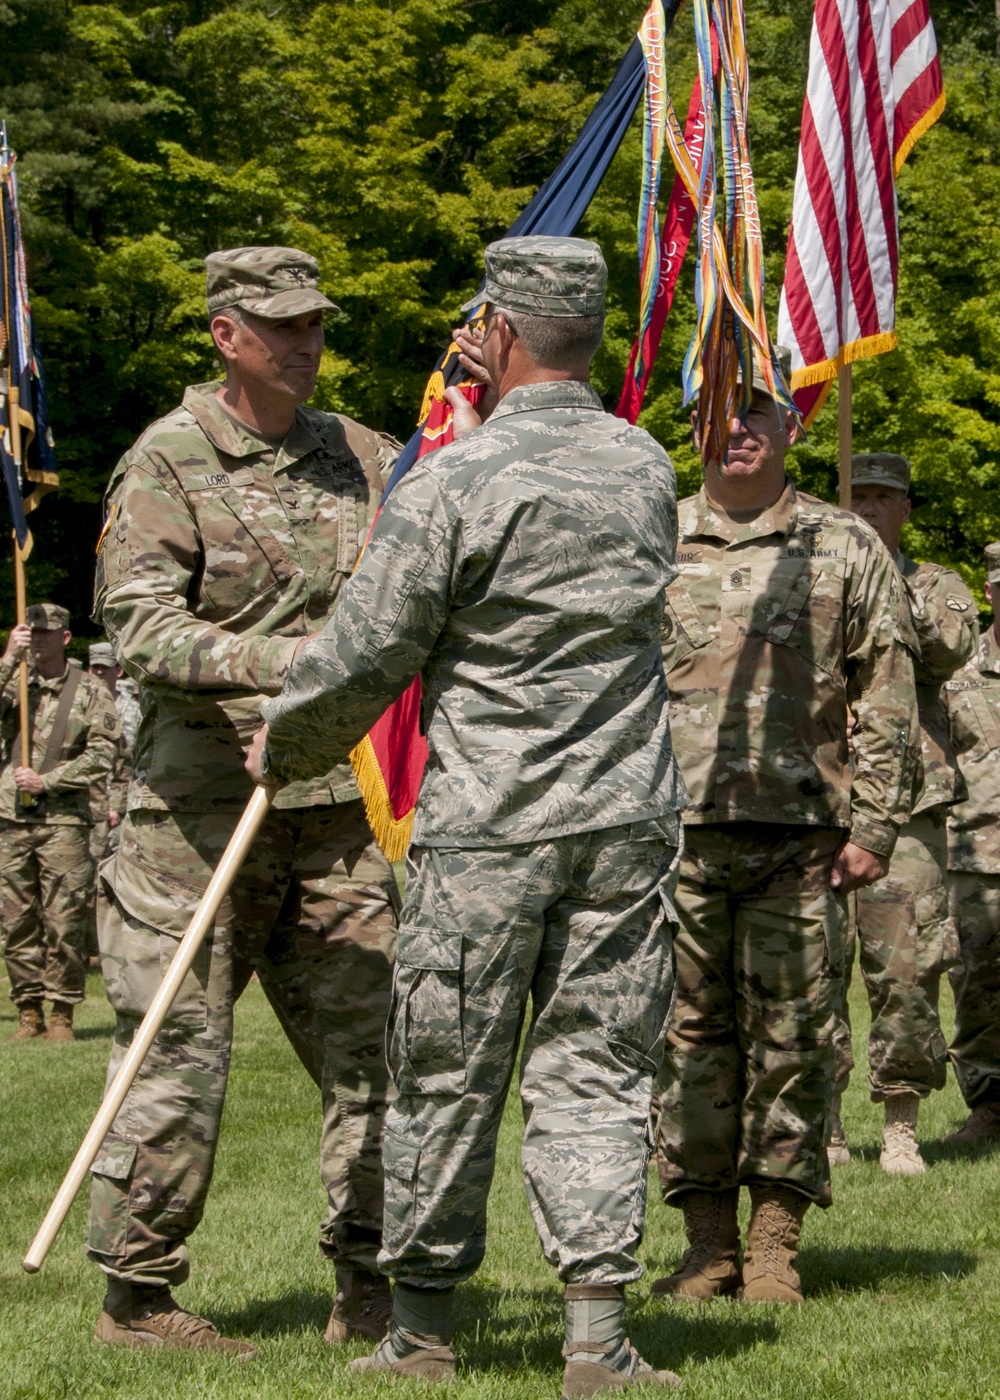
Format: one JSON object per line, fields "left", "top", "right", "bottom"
{"left": 777, "top": 0, "right": 944, "bottom": 426}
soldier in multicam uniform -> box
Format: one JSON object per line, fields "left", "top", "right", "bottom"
{"left": 0, "top": 604, "right": 119, "bottom": 1041}
{"left": 834, "top": 454, "right": 977, "bottom": 1174}
{"left": 84, "top": 642, "right": 130, "bottom": 960}
{"left": 942, "top": 542, "right": 1000, "bottom": 1145}
{"left": 651, "top": 358, "right": 920, "bottom": 1305}
{"left": 249, "top": 236, "right": 686, "bottom": 1396}
{"left": 87, "top": 247, "right": 400, "bottom": 1357}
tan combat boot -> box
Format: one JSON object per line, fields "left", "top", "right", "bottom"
{"left": 94, "top": 1279, "right": 258, "bottom": 1357}
{"left": 741, "top": 1184, "right": 809, "bottom": 1305}
{"left": 45, "top": 1002, "right": 76, "bottom": 1043}
{"left": 349, "top": 1282, "right": 456, "bottom": 1381}
{"left": 560, "top": 1283, "right": 681, "bottom": 1398}
{"left": 11, "top": 1001, "right": 45, "bottom": 1040}
{"left": 880, "top": 1094, "right": 925, "bottom": 1175}
{"left": 650, "top": 1189, "right": 740, "bottom": 1300}
{"left": 324, "top": 1266, "right": 391, "bottom": 1343}
{"left": 827, "top": 1091, "right": 851, "bottom": 1166}
{"left": 944, "top": 1101, "right": 1000, "bottom": 1146}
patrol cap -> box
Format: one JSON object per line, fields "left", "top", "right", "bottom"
{"left": 26, "top": 603, "right": 70, "bottom": 631}
{"left": 851, "top": 452, "right": 911, "bottom": 493}
{"left": 986, "top": 542, "right": 1000, "bottom": 585}
{"left": 206, "top": 246, "right": 340, "bottom": 320}
{"left": 461, "top": 236, "right": 608, "bottom": 317}
{"left": 736, "top": 345, "right": 793, "bottom": 400}
{"left": 88, "top": 642, "right": 117, "bottom": 667}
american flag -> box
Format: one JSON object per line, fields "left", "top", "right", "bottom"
{"left": 777, "top": 0, "right": 945, "bottom": 425}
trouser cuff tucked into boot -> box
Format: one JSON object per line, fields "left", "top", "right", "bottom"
{"left": 349, "top": 1283, "right": 456, "bottom": 1380}
{"left": 880, "top": 1093, "right": 925, "bottom": 1176}
{"left": 561, "top": 1283, "right": 681, "bottom": 1396}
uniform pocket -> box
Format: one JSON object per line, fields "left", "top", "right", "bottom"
{"left": 388, "top": 925, "right": 466, "bottom": 1096}
{"left": 607, "top": 851, "right": 679, "bottom": 1074}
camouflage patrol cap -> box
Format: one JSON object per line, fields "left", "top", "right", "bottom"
{"left": 461, "top": 236, "right": 607, "bottom": 317}
{"left": 88, "top": 642, "right": 116, "bottom": 667}
{"left": 851, "top": 452, "right": 911, "bottom": 493}
{"left": 986, "top": 542, "right": 1000, "bottom": 585}
{"left": 26, "top": 603, "right": 70, "bottom": 631}
{"left": 736, "top": 345, "right": 793, "bottom": 399}
{"left": 206, "top": 247, "right": 340, "bottom": 320}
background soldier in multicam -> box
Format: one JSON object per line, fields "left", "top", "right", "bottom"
{"left": 0, "top": 604, "right": 119, "bottom": 1041}
{"left": 250, "top": 236, "right": 687, "bottom": 1397}
{"left": 942, "top": 542, "right": 1000, "bottom": 1145}
{"left": 87, "top": 246, "right": 399, "bottom": 1357}
{"left": 836, "top": 454, "right": 977, "bottom": 1174}
{"left": 652, "top": 359, "right": 920, "bottom": 1305}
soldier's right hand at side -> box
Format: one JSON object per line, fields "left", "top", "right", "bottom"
{"left": 829, "top": 839, "right": 889, "bottom": 893}
{"left": 2, "top": 623, "right": 31, "bottom": 662}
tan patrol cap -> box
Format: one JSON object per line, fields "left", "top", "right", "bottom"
{"left": 88, "top": 641, "right": 116, "bottom": 667}
{"left": 736, "top": 345, "right": 793, "bottom": 400}
{"left": 461, "top": 236, "right": 607, "bottom": 317}
{"left": 986, "top": 542, "right": 1000, "bottom": 585}
{"left": 26, "top": 603, "right": 70, "bottom": 631}
{"left": 206, "top": 246, "right": 340, "bottom": 320}
{"left": 851, "top": 452, "right": 911, "bottom": 492}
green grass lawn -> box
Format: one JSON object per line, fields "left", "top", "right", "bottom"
{"left": 1, "top": 970, "right": 997, "bottom": 1399}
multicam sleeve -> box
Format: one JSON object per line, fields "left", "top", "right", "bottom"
{"left": 96, "top": 455, "right": 298, "bottom": 694}
{"left": 905, "top": 567, "right": 978, "bottom": 685}
{"left": 41, "top": 681, "right": 120, "bottom": 795}
{"left": 261, "top": 471, "right": 460, "bottom": 785}
{"left": 0, "top": 656, "right": 17, "bottom": 713}
{"left": 843, "top": 527, "right": 921, "bottom": 857}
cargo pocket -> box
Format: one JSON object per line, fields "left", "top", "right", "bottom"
{"left": 87, "top": 1137, "right": 138, "bottom": 1256}
{"left": 388, "top": 926, "right": 466, "bottom": 1096}
{"left": 607, "top": 850, "right": 679, "bottom": 1074}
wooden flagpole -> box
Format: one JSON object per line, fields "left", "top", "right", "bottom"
{"left": 838, "top": 362, "right": 852, "bottom": 508}
{"left": 23, "top": 784, "right": 274, "bottom": 1273}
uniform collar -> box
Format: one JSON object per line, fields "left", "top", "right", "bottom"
{"left": 182, "top": 381, "right": 325, "bottom": 471}
{"left": 681, "top": 475, "right": 798, "bottom": 545}
{"left": 488, "top": 379, "right": 603, "bottom": 421}
{"left": 31, "top": 662, "right": 70, "bottom": 692}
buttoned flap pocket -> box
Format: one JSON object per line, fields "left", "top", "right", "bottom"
{"left": 753, "top": 551, "right": 845, "bottom": 676}
{"left": 967, "top": 685, "right": 1000, "bottom": 752}
{"left": 189, "top": 477, "right": 297, "bottom": 618}
{"left": 90, "top": 1137, "right": 138, "bottom": 1182}
{"left": 662, "top": 576, "right": 711, "bottom": 671}
{"left": 388, "top": 925, "right": 466, "bottom": 1096}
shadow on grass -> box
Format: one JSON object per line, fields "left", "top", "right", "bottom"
{"left": 215, "top": 1288, "right": 331, "bottom": 1337}
{"left": 921, "top": 1138, "right": 1000, "bottom": 1166}
{"left": 72, "top": 1025, "right": 115, "bottom": 1041}
{"left": 801, "top": 1243, "right": 977, "bottom": 1295}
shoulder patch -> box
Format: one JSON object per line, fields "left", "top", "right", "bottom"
{"left": 103, "top": 712, "right": 117, "bottom": 732}
{"left": 946, "top": 596, "right": 971, "bottom": 612}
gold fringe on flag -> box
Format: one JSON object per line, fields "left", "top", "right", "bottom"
{"left": 894, "top": 90, "right": 945, "bottom": 175}
{"left": 789, "top": 330, "right": 899, "bottom": 390}
{"left": 349, "top": 732, "right": 414, "bottom": 864}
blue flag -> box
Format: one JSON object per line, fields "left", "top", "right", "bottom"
{"left": 1, "top": 125, "right": 58, "bottom": 548}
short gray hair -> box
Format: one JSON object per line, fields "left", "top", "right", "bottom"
{"left": 495, "top": 307, "right": 605, "bottom": 369}
{"left": 208, "top": 303, "right": 249, "bottom": 330}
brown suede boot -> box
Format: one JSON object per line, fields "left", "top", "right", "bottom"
{"left": 324, "top": 1266, "right": 392, "bottom": 1343}
{"left": 880, "top": 1094, "right": 925, "bottom": 1176}
{"left": 45, "top": 1003, "right": 76, "bottom": 1043}
{"left": 944, "top": 1101, "right": 1000, "bottom": 1146}
{"left": 650, "top": 1189, "right": 740, "bottom": 1300}
{"left": 741, "top": 1184, "right": 809, "bottom": 1305}
{"left": 94, "top": 1279, "right": 258, "bottom": 1357}
{"left": 11, "top": 1001, "right": 45, "bottom": 1040}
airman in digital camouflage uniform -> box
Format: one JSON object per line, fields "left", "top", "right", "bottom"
{"left": 250, "top": 236, "right": 686, "bottom": 1396}
{"left": 834, "top": 454, "right": 977, "bottom": 1174}
{"left": 87, "top": 247, "right": 399, "bottom": 1357}
{"left": 942, "top": 542, "right": 1000, "bottom": 1145}
{"left": 651, "top": 358, "right": 920, "bottom": 1305}
{"left": 0, "top": 604, "right": 119, "bottom": 1041}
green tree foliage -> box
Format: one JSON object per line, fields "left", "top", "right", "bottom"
{"left": 0, "top": 0, "right": 997, "bottom": 628}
